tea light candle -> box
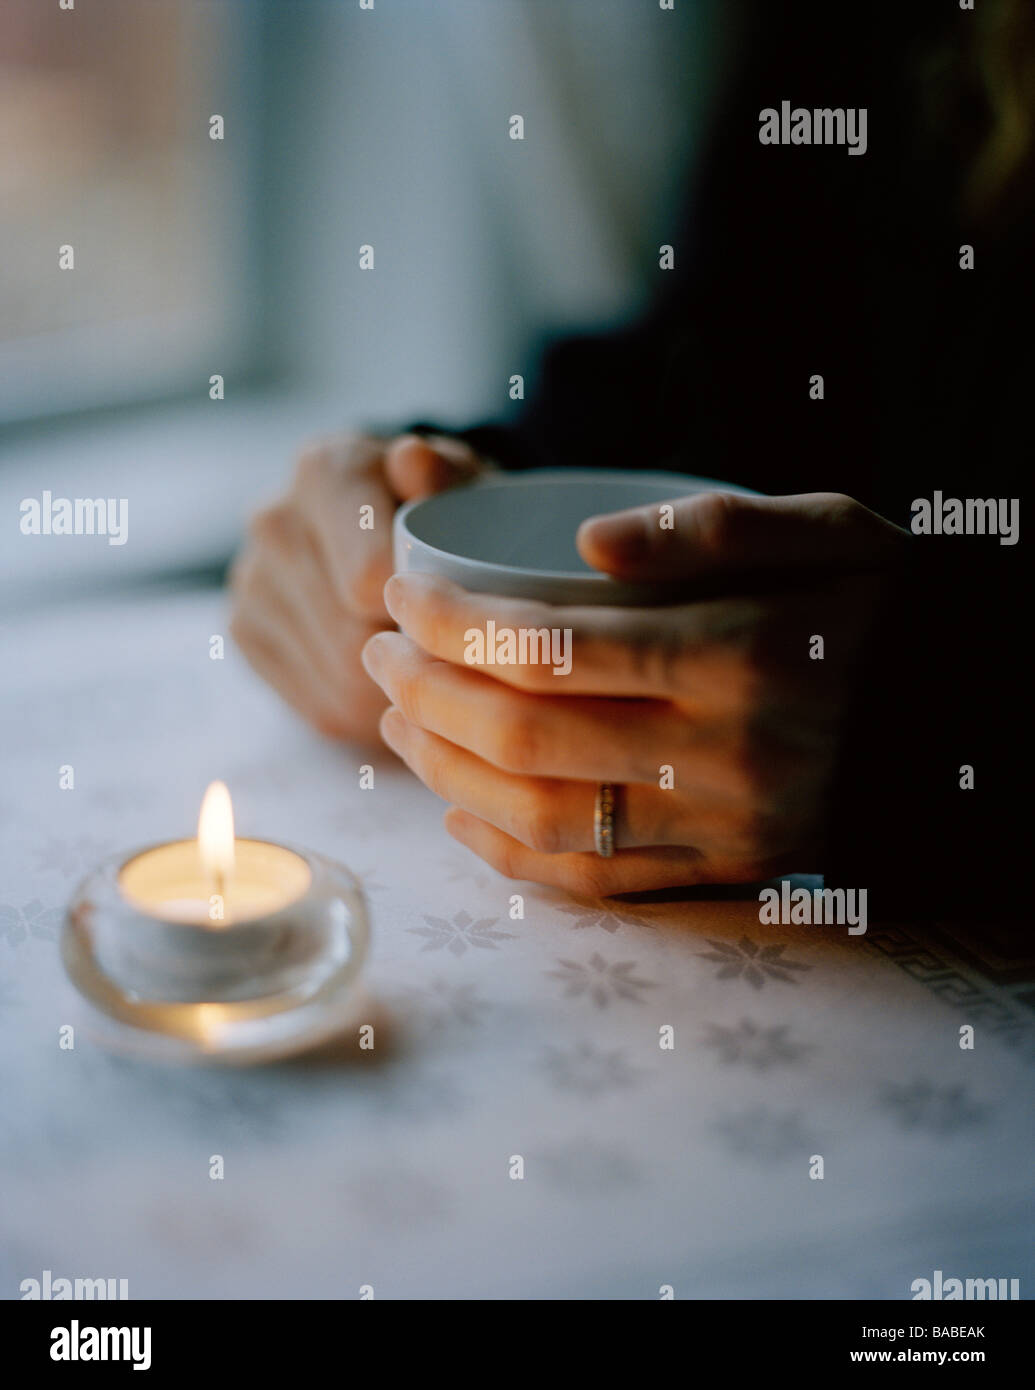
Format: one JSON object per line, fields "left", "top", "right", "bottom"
{"left": 62, "top": 782, "right": 370, "bottom": 1063}
{"left": 118, "top": 781, "right": 311, "bottom": 924}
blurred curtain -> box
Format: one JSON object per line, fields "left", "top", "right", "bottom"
{"left": 264, "top": 0, "right": 723, "bottom": 427}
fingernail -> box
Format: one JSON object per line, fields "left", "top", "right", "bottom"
{"left": 384, "top": 571, "right": 435, "bottom": 624}
{"left": 382, "top": 574, "right": 406, "bottom": 623}
{"left": 383, "top": 572, "right": 419, "bottom": 622}
{"left": 580, "top": 510, "right": 650, "bottom": 563}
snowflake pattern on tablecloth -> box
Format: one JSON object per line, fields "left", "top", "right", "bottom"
{"left": 409, "top": 910, "right": 516, "bottom": 956}
{"left": 390, "top": 978, "right": 489, "bottom": 1031}
{"left": 542, "top": 1041, "right": 640, "bottom": 1095}
{"left": 715, "top": 1104, "right": 813, "bottom": 1162}
{"left": 547, "top": 953, "right": 656, "bottom": 1008}
{"left": 703, "top": 1018, "right": 811, "bottom": 1070}
{"left": 698, "top": 936, "right": 810, "bottom": 989}
{"left": 553, "top": 897, "right": 656, "bottom": 934}
{"left": 0, "top": 899, "right": 64, "bottom": 947}
{"left": 879, "top": 1080, "right": 989, "bottom": 1135}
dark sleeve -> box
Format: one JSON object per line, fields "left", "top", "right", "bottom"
{"left": 390, "top": 1, "right": 1031, "bottom": 926}
{"left": 825, "top": 527, "right": 1027, "bottom": 926}
{"left": 403, "top": 300, "right": 694, "bottom": 475}
{"left": 398, "top": 0, "right": 939, "bottom": 499}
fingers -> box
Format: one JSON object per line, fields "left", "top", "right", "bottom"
{"left": 379, "top": 706, "right": 767, "bottom": 863}
{"left": 230, "top": 590, "right": 372, "bottom": 740}
{"left": 443, "top": 807, "right": 719, "bottom": 896}
{"left": 288, "top": 436, "right": 398, "bottom": 621}
{"left": 230, "top": 519, "right": 390, "bottom": 742}
{"left": 242, "top": 506, "right": 353, "bottom": 686}
{"left": 384, "top": 433, "right": 483, "bottom": 501}
{"left": 229, "top": 429, "right": 488, "bottom": 741}
{"left": 382, "top": 571, "right": 755, "bottom": 701}
{"left": 577, "top": 490, "right": 906, "bottom": 583}
{"left": 231, "top": 543, "right": 342, "bottom": 709}
{"left": 380, "top": 709, "right": 684, "bottom": 852}
{"left": 229, "top": 623, "right": 347, "bottom": 739}
{"left": 286, "top": 433, "right": 483, "bottom": 621}
{"left": 233, "top": 606, "right": 390, "bottom": 743}
{"left": 361, "top": 630, "right": 686, "bottom": 783}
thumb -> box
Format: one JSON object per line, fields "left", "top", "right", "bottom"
{"left": 576, "top": 491, "right": 904, "bottom": 583}
{"left": 384, "top": 433, "right": 484, "bottom": 502}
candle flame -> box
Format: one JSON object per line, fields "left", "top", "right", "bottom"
{"left": 198, "top": 780, "right": 235, "bottom": 885}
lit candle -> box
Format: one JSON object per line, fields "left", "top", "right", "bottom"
{"left": 63, "top": 783, "right": 370, "bottom": 1062}
{"left": 118, "top": 781, "right": 311, "bottom": 925}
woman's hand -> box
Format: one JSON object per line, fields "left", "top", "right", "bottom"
{"left": 229, "top": 431, "right": 483, "bottom": 744}
{"left": 361, "top": 491, "right": 906, "bottom": 893}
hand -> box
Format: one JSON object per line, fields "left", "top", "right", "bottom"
{"left": 229, "top": 431, "right": 483, "bottom": 743}
{"left": 361, "top": 491, "right": 907, "bottom": 894}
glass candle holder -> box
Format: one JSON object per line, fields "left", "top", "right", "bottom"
{"left": 62, "top": 844, "right": 370, "bottom": 1064}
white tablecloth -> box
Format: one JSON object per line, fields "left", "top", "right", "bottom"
{"left": 2, "top": 586, "right": 1032, "bottom": 1299}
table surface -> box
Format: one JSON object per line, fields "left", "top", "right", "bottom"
{"left": 2, "top": 586, "right": 1032, "bottom": 1299}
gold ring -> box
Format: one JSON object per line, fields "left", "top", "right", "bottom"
{"left": 594, "top": 783, "right": 617, "bottom": 858}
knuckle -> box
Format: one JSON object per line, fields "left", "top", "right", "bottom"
{"left": 719, "top": 804, "right": 764, "bottom": 856}
{"left": 691, "top": 490, "right": 740, "bottom": 555}
{"left": 228, "top": 551, "right": 268, "bottom": 606}
{"left": 722, "top": 738, "right": 767, "bottom": 811}
{"left": 416, "top": 731, "right": 454, "bottom": 799}
{"left": 492, "top": 838, "right": 524, "bottom": 882}
{"left": 293, "top": 432, "right": 380, "bottom": 493}
{"left": 227, "top": 608, "right": 251, "bottom": 649}
{"left": 292, "top": 441, "right": 336, "bottom": 491}
{"left": 490, "top": 711, "right": 540, "bottom": 774}
{"left": 506, "top": 658, "right": 553, "bottom": 693}
{"left": 395, "top": 659, "right": 442, "bottom": 726}
{"left": 394, "top": 667, "right": 423, "bottom": 723}
{"left": 342, "top": 556, "right": 388, "bottom": 617}
{"left": 227, "top": 552, "right": 254, "bottom": 598}
{"left": 636, "top": 626, "right": 687, "bottom": 695}
{"left": 519, "top": 788, "right": 561, "bottom": 855}
{"left": 567, "top": 856, "right": 612, "bottom": 899}
{"left": 313, "top": 709, "right": 351, "bottom": 740}
{"left": 248, "top": 502, "right": 297, "bottom": 551}
{"left": 814, "top": 491, "right": 858, "bottom": 523}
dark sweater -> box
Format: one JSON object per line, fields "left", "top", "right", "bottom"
{"left": 406, "top": 1, "right": 1031, "bottom": 923}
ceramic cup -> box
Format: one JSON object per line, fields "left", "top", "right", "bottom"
{"left": 393, "top": 467, "right": 758, "bottom": 605}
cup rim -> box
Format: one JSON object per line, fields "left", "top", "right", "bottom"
{"left": 394, "top": 467, "right": 759, "bottom": 585}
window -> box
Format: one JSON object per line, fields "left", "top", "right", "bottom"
{"left": 0, "top": 0, "right": 257, "bottom": 424}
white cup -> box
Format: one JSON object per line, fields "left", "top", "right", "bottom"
{"left": 393, "top": 467, "right": 758, "bottom": 605}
